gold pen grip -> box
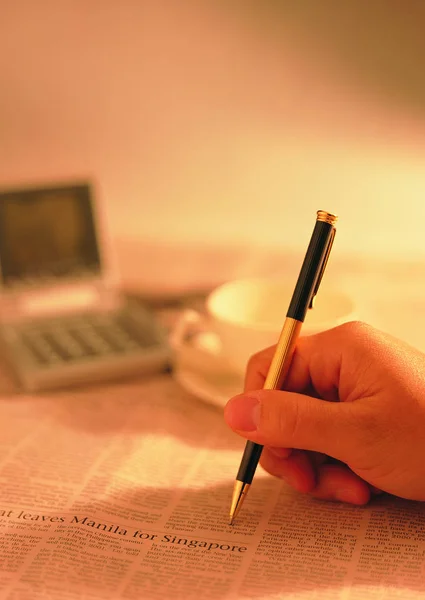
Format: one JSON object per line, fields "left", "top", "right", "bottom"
{"left": 263, "top": 318, "right": 302, "bottom": 390}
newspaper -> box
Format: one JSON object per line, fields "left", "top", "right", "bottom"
{"left": 0, "top": 375, "right": 424, "bottom": 599}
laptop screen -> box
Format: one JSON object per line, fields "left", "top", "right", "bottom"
{"left": 0, "top": 183, "right": 102, "bottom": 287}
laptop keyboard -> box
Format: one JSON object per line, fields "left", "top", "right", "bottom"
{"left": 15, "top": 311, "right": 151, "bottom": 367}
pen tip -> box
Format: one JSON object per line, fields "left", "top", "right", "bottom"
{"left": 229, "top": 518, "right": 234, "bottom": 526}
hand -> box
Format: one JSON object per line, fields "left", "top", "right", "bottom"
{"left": 224, "top": 321, "right": 425, "bottom": 504}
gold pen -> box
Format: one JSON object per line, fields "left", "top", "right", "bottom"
{"left": 229, "top": 210, "right": 337, "bottom": 524}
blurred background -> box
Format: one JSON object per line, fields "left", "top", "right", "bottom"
{"left": 1, "top": 0, "right": 425, "bottom": 303}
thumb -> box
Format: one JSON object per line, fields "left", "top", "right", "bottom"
{"left": 224, "top": 390, "right": 360, "bottom": 462}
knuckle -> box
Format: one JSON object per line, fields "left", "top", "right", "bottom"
{"left": 335, "top": 321, "right": 381, "bottom": 359}
{"left": 337, "top": 320, "right": 374, "bottom": 339}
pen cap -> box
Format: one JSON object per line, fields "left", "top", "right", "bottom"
{"left": 287, "top": 211, "right": 337, "bottom": 322}
{"left": 316, "top": 210, "right": 338, "bottom": 226}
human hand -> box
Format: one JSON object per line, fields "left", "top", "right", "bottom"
{"left": 224, "top": 321, "right": 425, "bottom": 504}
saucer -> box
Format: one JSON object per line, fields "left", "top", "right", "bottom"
{"left": 172, "top": 331, "right": 244, "bottom": 409}
{"left": 174, "top": 368, "right": 243, "bottom": 409}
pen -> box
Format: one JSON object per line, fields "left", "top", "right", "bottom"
{"left": 229, "top": 209, "right": 338, "bottom": 524}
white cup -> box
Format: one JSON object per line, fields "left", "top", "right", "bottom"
{"left": 171, "top": 277, "right": 356, "bottom": 375}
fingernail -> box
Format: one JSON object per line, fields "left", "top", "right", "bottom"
{"left": 224, "top": 395, "right": 261, "bottom": 432}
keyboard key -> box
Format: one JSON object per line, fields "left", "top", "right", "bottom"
{"left": 11, "top": 306, "right": 154, "bottom": 369}
{"left": 21, "top": 333, "right": 63, "bottom": 366}
{"left": 47, "top": 328, "right": 87, "bottom": 360}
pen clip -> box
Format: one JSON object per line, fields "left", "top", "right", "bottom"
{"left": 309, "top": 227, "right": 336, "bottom": 310}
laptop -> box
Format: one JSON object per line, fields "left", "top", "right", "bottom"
{"left": 0, "top": 181, "right": 170, "bottom": 392}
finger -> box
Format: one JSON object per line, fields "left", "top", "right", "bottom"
{"left": 267, "top": 446, "right": 293, "bottom": 459}
{"left": 244, "top": 328, "right": 342, "bottom": 400}
{"left": 244, "top": 321, "right": 386, "bottom": 403}
{"left": 244, "top": 345, "right": 277, "bottom": 392}
{"left": 309, "top": 463, "right": 370, "bottom": 505}
{"left": 267, "top": 448, "right": 326, "bottom": 464}
{"left": 224, "top": 389, "right": 361, "bottom": 462}
{"left": 310, "top": 451, "right": 327, "bottom": 467}
{"left": 260, "top": 448, "right": 316, "bottom": 494}
{"left": 244, "top": 339, "right": 318, "bottom": 396}
{"left": 261, "top": 450, "right": 370, "bottom": 504}
{"left": 262, "top": 449, "right": 327, "bottom": 483}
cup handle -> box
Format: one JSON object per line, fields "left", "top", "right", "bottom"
{"left": 169, "top": 309, "right": 205, "bottom": 349}
{"left": 170, "top": 309, "right": 225, "bottom": 372}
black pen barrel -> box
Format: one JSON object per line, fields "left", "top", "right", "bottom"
{"left": 236, "top": 441, "right": 263, "bottom": 484}
{"left": 287, "top": 220, "right": 334, "bottom": 322}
